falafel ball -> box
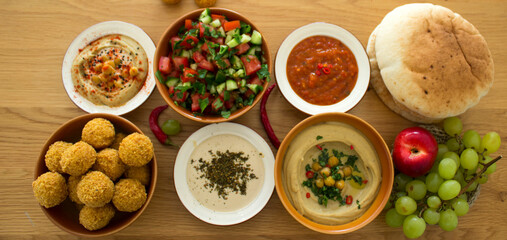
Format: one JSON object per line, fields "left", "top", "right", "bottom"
{"left": 79, "top": 204, "right": 115, "bottom": 231}
{"left": 118, "top": 133, "right": 154, "bottom": 167}
{"left": 124, "top": 165, "right": 151, "bottom": 186}
{"left": 112, "top": 179, "right": 146, "bottom": 212}
{"left": 61, "top": 141, "right": 97, "bottom": 176}
{"left": 45, "top": 141, "right": 73, "bottom": 173}
{"left": 77, "top": 171, "right": 114, "bottom": 207}
{"left": 67, "top": 175, "right": 83, "bottom": 205}
{"left": 82, "top": 118, "right": 115, "bottom": 149}
{"left": 32, "top": 172, "right": 68, "bottom": 208}
{"left": 110, "top": 132, "right": 127, "bottom": 150}
{"left": 92, "top": 148, "right": 125, "bottom": 181}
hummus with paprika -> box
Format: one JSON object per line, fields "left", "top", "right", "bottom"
{"left": 283, "top": 122, "right": 381, "bottom": 225}
{"left": 71, "top": 34, "right": 148, "bottom": 107}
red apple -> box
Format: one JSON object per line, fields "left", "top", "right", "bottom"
{"left": 392, "top": 127, "right": 438, "bottom": 177}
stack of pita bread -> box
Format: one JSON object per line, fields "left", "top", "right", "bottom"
{"left": 367, "top": 3, "right": 494, "bottom": 123}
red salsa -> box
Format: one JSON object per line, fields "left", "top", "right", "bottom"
{"left": 286, "top": 35, "right": 358, "bottom": 105}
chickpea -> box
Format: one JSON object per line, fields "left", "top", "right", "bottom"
{"left": 98, "top": 73, "right": 108, "bottom": 82}
{"left": 335, "top": 179, "right": 345, "bottom": 190}
{"left": 106, "top": 60, "right": 116, "bottom": 68}
{"left": 320, "top": 167, "right": 331, "bottom": 177}
{"left": 94, "top": 63, "right": 103, "bottom": 73}
{"left": 328, "top": 156, "right": 339, "bottom": 167}
{"left": 91, "top": 76, "right": 101, "bottom": 85}
{"left": 337, "top": 169, "right": 344, "bottom": 179}
{"left": 114, "top": 58, "right": 122, "bottom": 66}
{"left": 324, "top": 176, "right": 335, "bottom": 187}
{"left": 102, "top": 64, "right": 114, "bottom": 74}
{"left": 315, "top": 178, "right": 324, "bottom": 188}
{"left": 129, "top": 67, "right": 139, "bottom": 77}
{"left": 312, "top": 162, "right": 322, "bottom": 171}
{"left": 343, "top": 166, "right": 352, "bottom": 177}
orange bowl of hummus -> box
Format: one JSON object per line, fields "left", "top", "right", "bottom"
{"left": 275, "top": 112, "right": 393, "bottom": 234}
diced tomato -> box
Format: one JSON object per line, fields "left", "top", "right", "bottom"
{"left": 199, "top": 22, "right": 207, "bottom": 38}
{"left": 211, "top": 37, "right": 224, "bottom": 45}
{"left": 248, "top": 76, "right": 263, "bottom": 86}
{"left": 168, "top": 70, "right": 180, "bottom": 78}
{"left": 235, "top": 43, "right": 250, "bottom": 55}
{"left": 191, "top": 93, "right": 200, "bottom": 112}
{"left": 223, "top": 20, "right": 240, "bottom": 31}
{"left": 172, "top": 57, "right": 189, "bottom": 71}
{"left": 181, "top": 68, "right": 198, "bottom": 83}
{"left": 211, "top": 97, "right": 223, "bottom": 112}
{"left": 211, "top": 14, "right": 225, "bottom": 20}
{"left": 185, "top": 19, "right": 192, "bottom": 30}
{"left": 171, "top": 90, "right": 188, "bottom": 103}
{"left": 219, "top": 91, "right": 235, "bottom": 109}
{"left": 180, "top": 35, "right": 199, "bottom": 49}
{"left": 192, "top": 51, "right": 205, "bottom": 63}
{"left": 198, "top": 59, "right": 215, "bottom": 71}
{"left": 170, "top": 36, "right": 181, "bottom": 51}
{"left": 241, "top": 55, "right": 262, "bottom": 75}
{"left": 243, "top": 89, "right": 255, "bottom": 99}
{"left": 201, "top": 42, "right": 209, "bottom": 52}
{"left": 158, "top": 56, "right": 172, "bottom": 74}
{"left": 215, "top": 58, "right": 230, "bottom": 69}
{"left": 168, "top": 86, "right": 175, "bottom": 95}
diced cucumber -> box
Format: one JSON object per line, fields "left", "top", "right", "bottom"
{"left": 226, "top": 79, "right": 238, "bottom": 91}
{"left": 210, "top": 19, "right": 221, "bottom": 28}
{"left": 180, "top": 49, "right": 191, "bottom": 58}
{"left": 226, "top": 68, "right": 236, "bottom": 76}
{"left": 246, "top": 47, "right": 257, "bottom": 56}
{"left": 205, "top": 72, "right": 215, "bottom": 84}
{"left": 190, "top": 63, "right": 198, "bottom": 70}
{"left": 218, "top": 27, "right": 226, "bottom": 37}
{"left": 226, "top": 28, "right": 240, "bottom": 36}
{"left": 240, "top": 79, "right": 247, "bottom": 88}
{"left": 231, "top": 55, "right": 243, "bottom": 69}
{"left": 247, "top": 83, "right": 263, "bottom": 94}
{"left": 225, "top": 34, "right": 232, "bottom": 45}
{"left": 218, "top": 45, "right": 229, "bottom": 56}
{"left": 234, "top": 69, "right": 245, "bottom": 78}
{"left": 215, "top": 70, "right": 226, "bottom": 83}
{"left": 226, "top": 38, "right": 240, "bottom": 48}
{"left": 199, "top": 9, "right": 212, "bottom": 24}
{"left": 239, "top": 87, "right": 247, "bottom": 93}
{"left": 209, "top": 84, "right": 217, "bottom": 94}
{"left": 251, "top": 30, "right": 262, "bottom": 45}
{"left": 182, "top": 82, "right": 192, "bottom": 87}
{"left": 165, "top": 77, "right": 180, "bottom": 87}
{"left": 240, "top": 34, "right": 251, "bottom": 44}
{"left": 216, "top": 82, "right": 226, "bottom": 94}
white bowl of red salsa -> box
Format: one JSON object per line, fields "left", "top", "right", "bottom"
{"left": 275, "top": 22, "right": 370, "bottom": 115}
{"left": 154, "top": 8, "right": 271, "bottom": 123}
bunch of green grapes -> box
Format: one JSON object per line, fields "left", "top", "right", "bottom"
{"left": 384, "top": 117, "right": 502, "bottom": 239}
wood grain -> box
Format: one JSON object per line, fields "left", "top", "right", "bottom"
{"left": 1, "top": 0, "right": 506, "bottom": 239}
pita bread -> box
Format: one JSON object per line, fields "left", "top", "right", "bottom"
{"left": 367, "top": 27, "right": 441, "bottom": 123}
{"left": 371, "top": 3, "right": 494, "bottom": 121}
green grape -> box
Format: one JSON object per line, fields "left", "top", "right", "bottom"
{"left": 384, "top": 200, "right": 393, "bottom": 210}
{"left": 436, "top": 144, "right": 449, "bottom": 161}
{"left": 451, "top": 198, "right": 469, "bottom": 216}
{"left": 406, "top": 180, "right": 427, "bottom": 200}
{"left": 426, "top": 172, "right": 443, "bottom": 193}
{"left": 463, "top": 130, "right": 481, "bottom": 150}
{"left": 442, "top": 151, "right": 460, "bottom": 168}
{"left": 454, "top": 168, "right": 465, "bottom": 185}
{"left": 394, "top": 173, "right": 413, "bottom": 192}
{"left": 403, "top": 215, "right": 426, "bottom": 239}
{"left": 161, "top": 119, "right": 181, "bottom": 135}
{"left": 439, "top": 209, "right": 458, "bottom": 231}
{"left": 438, "top": 180, "right": 461, "bottom": 200}
{"left": 430, "top": 158, "right": 442, "bottom": 173}
{"left": 481, "top": 156, "right": 497, "bottom": 175}
{"left": 439, "top": 158, "right": 458, "bottom": 179}
{"left": 395, "top": 196, "right": 417, "bottom": 215}
{"left": 457, "top": 194, "right": 468, "bottom": 201}
{"left": 443, "top": 117, "right": 463, "bottom": 136}
{"left": 460, "top": 148, "right": 479, "bottom": 170}
{"left": 423, "top": 208, "right": 440, "bottom": 225}
{"left": 476, "top": 175, "right": 488, "bottom": 184}
{"left": 427, "top": 195, "right": 442, "bottom": 209}
{"left": 396, "top": 191, "right": 408, "bottom": 198}
{"left": 446, "top": 138, "right": 461, "bottom": 152}
{"left": 385, "top": 208, "right": 406, "bottom": 227}
{"left": 465, "top": 180, "right": 478, "bottom": 192}
{"left": 479, "top": 131, "right": 501, "bottom": 155}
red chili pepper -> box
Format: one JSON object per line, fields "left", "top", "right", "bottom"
{"left": 260, "top": 83, "right": 280, "bottom": 149}
{"left": 350, "top": 145, "right": 354, "bottom": 150}
{"left": 363, "top": 180, "right": 368, "bottom": 184}
{"left": 326, "top": 164, "right": 331, "bottom": 168}
{"left": 328, "top": 64, "right": 332, "bottom": 68}
{"left": 317, "top": 63, "right": 323, "bottom": 69}
{"left": 306, "top": 192, "right": 311, "bottom": 198}
{"left": 322, "top": 67, "right": 330, "bottom": 74}
{"left": 315, "top": 69, "right": 321, "bottom": 76}
{"left": 306, "top": 170, "right": 314, "bottom": 179}
{"left": 346, "top": 195, "right": 353, "bottom": 205}
{"left": 316, "top": 144, "right": 323, "bottom": 150}
{"left": 149, "top": 105, "right": 177, "bottom": 146}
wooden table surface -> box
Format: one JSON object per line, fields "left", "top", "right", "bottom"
{"left": 1, "top": 0, "right": 506, "bottom": 239}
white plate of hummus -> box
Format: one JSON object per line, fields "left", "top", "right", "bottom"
{"left": 174, "top": 122, "right": 275, "bottom": 225}
{"left": 62, "top": 21, "right": 156, "bottom": 115}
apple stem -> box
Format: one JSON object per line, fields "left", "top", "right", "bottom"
{"left": 458, "top": 155, "right": 502, "bottom": 196}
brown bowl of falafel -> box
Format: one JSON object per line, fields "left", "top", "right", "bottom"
{"left": 32, "top": 113, "right": 157, "bottom": 237}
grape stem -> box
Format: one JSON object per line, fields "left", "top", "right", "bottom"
{"left": 418, "top": 205, "right": 428, "bottom": 218}
{"left": 458, "top": 155, "right": 502, "bottom": 196}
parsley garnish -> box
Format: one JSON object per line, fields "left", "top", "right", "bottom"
{"left": 256, "top": 64, "right": 271, "bottom": 82}
{"left": 221, "top": 110, "right": 231, "bottom": 119}
{"left": 316, "top": 135, "right": 323, "bottom": 140}
{"left": 199, "top": 98, "right": 209, "bottom": 113}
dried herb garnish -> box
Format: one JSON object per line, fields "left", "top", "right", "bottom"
{"left": 194, "top": 150, "right": 257, "bottom": 199}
